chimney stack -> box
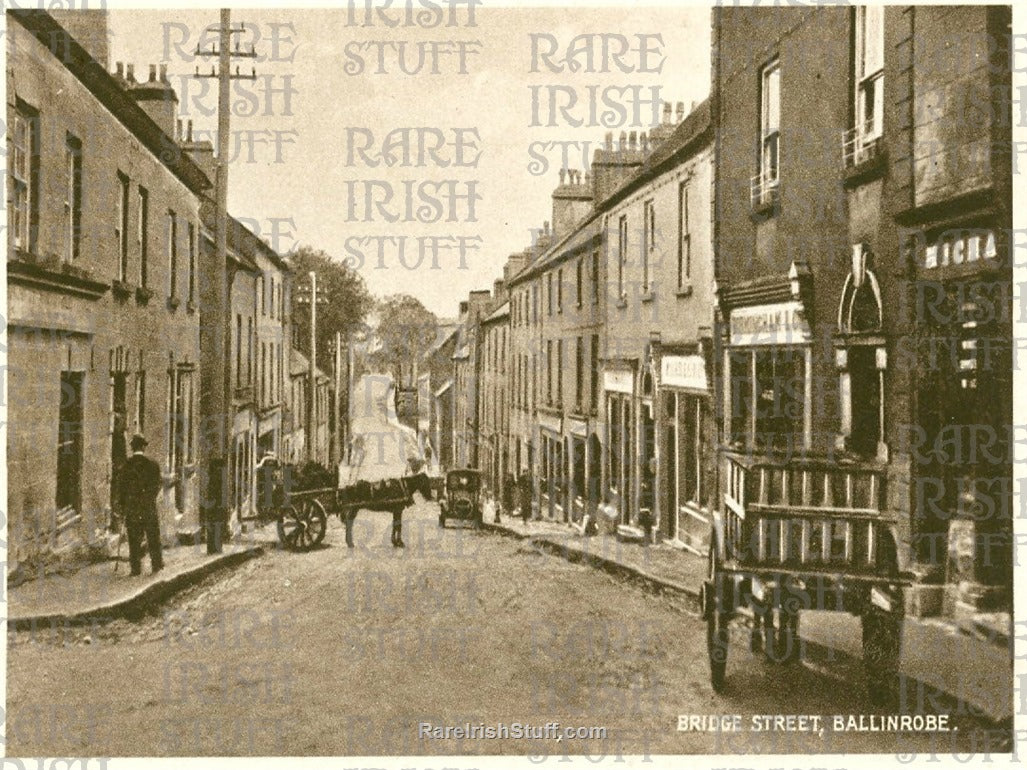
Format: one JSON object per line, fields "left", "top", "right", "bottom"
{"left": 115, "top": 61, "right": 124, "bottom": 79}
{"left": 128, "top": 63, "right": 180, "bottom": 139}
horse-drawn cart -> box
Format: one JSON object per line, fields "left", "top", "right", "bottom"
{"left": 269, "top": 470, "right": 433, "bottom": 551}
{"left": 700, "top": 454, "right": 914, "bottom": 704}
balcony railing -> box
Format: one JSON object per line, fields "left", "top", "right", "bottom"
{"left": 721, "top": 451, "right": 890, "bottom": 575}
{"left": 842, "top": 121, "right": 881, "bottom": 169}
{"left": 750, "top": 170, "right": 779, "bottom": 210}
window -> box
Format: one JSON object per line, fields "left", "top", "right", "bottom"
{"left": 65, "top": 134, "right": 82, "bottom": 262}
{"left": 261, "top": 342, "right": 267, "bottom": 404}
{"left": 591, "top": 250, "right": 600, "bottom": 305}
{"left": 167, "top": 211, "right": 178, "bottom": 298}
{"left": 248, "top": 317, "right": 254, "bottom": 383}
{"left": 855, "top": 5, "right": 884, "bottom": 141}
{"left": 236, "top": 314, "right": 243, "bottom": 386}
{"left": 557, "top": 339, "right": 564, "bottom": 403}
{"left": 138, "top": 188, "right": 149, "bottom": 287}
{"left": 727, "top": 346, "right": 806, "bottom": 452}
{"left": 548, "top": 273, "right": 554, "bottom": 316}
{"left": 590, "top": 334, "right": 599, "bottom": 413}
{"left": 617, "top": 215, "right": 628, "bottom": 299}
{"left": 643, "top": 199, "right": 655, "bottom": 292}
{"left": 117, "top": 173, "right": 130, "bottom": 280}
{"left": 187, "top": 222, "right": 196, "bottom": 305}
{"left": 575, "top": 336, "right": 584, "bottom": 407}
{"left": 134, "top": 371, "right": 146, "bottom": 433}
{"left": 678, "top": 181, "right": 691, "bottom": 288}
{"left": 755, "top": 59, "right": 781, "bottom": 205}
{"left": 576, "top": 259, "right": 583, "bottom": 307}
{"left": 557, "top": 268, "right": 563, "bottom": 312}
{"left": 547, "top": 340, "right": 553, "bottom": 404}
{"left": 11, "top": 102, "right": 39, "bottom": 253}
{"left": 56, "top": 371, "right": 84, "bottom": 514}
{"left": 260, "top": 274, "right": 266, "bottom": 316}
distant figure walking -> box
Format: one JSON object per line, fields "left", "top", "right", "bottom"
{"left": 118, "top": 433, "right": 164, "bottom": 576}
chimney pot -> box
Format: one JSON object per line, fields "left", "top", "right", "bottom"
{"left": 676, "top": 101, "right": 685, "bottom": 121}
{"left": 629, "top": 131, "right": 637, "bottom": 149}
{"left": 544, "top": 221, "right": 550, "bottom": 235}
{"left": 691, "top": 100, "right": 696, "bottom": 112}
{"left": 176, "top": 118, "right": 182, "bottom": 140}
{"left": 619, "top": 131, "right": 626, "bottom": 150}
{"left": 187, "top": 119, "right": 193, "bottom": 142}
{"left": 605, "top": 132, "right": 613, "bottom": 150}
{"left": 641, "top": 132, "right": 649, "bottom": 152}
{"left": 160, "top": 63, "right": 168, "bottom": 82}
{"left": 115, "top": 61, "right": 124, "bottom": 78}
{"left": 559, "top": 168, "right": 566, "bottom": 185}
{"left": 149, "top": 64, "right": 157, "bottom": 82}
{"left": 126, "top": 63, "right": 135, "bottom": 82}
{"left": 663, "top": 102, "right": 672, "bottom": 124}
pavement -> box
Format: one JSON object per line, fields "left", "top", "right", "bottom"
{"left": 485, "top": 512, "right": 1014, "bottom": 725}
{"left": 6, "top": 523, "right": 281, "bottom": 629}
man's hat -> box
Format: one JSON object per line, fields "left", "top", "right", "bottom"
{"left": 130, "top": 433, "right": 148, "bottom": 450}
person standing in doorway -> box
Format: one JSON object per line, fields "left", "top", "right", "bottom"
{"left": 119, "top": 433, "right": 164, "bottom": 576}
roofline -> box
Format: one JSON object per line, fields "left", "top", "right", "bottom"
{"left": 508, "top": 98, "right": 712, "bottom": 288}
{"left": 10, "top": 10, "right": 212, "bottom": 196}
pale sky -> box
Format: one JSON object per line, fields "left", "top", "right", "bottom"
{"left": 109, "top": 6, "right": 711, "bottom": 316}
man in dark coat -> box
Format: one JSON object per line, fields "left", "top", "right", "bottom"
{"left": 119, "top": 433, "right": 164, "bottom": 575}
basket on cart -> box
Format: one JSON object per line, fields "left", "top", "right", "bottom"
{"left": 700, "top": 453, "right": 912, "bottom": 704}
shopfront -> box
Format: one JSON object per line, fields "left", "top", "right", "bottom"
{"left": 659, "top": 352, "right": 713, "bottom": 552}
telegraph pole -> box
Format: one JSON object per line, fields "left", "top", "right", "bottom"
{"left": 194, "top": 9, "right": 256, "bottom": 553}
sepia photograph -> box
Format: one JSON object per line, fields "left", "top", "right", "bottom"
{"left": 2, "top": 0, "right": 1018, "bottom": 764}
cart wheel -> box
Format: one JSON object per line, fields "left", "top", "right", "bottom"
{"left": 705, "top": 546, "right": 729, "bottom": 693}
{"left": 277, "top": 505, "right": 305, "bottom": 551}
{"left": 862, "top": 589, "right": 904, "bottom": 706}
{"left": 298, "top": 498, "right": 328, "bottom": 548}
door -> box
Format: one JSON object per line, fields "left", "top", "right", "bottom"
{"left": 110, "top": 373, "right": 128, "bottom": 519}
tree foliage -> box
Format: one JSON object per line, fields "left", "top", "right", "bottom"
{"left": 288, "top": 245, "right": 373, "bottom": 372}
{"left": 369, "top": 294, "right": 438, "bottom": 376}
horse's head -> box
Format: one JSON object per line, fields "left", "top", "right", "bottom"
{"left": 406, "top": 471, "right": 433, "bottom": 501}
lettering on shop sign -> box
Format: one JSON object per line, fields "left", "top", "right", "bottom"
{"left": 660, "top": 354, "right": 706, "bottom": 391}
{"left": 729, "top": 301, "right": 811, "bottom": 347}
{"left": 603, "top": 369, "right": 633, "bottom": 394}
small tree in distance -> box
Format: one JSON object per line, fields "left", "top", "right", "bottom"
{"left": 289, "top": 245, "right": 374, "bottom": 373}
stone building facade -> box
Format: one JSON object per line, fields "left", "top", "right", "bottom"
{"left": 6, "top": 10, "right": 210, "bottom": 567}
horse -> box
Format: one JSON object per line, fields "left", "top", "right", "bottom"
{"left": 337, "top": 471, "right": 433, "bottom": 548}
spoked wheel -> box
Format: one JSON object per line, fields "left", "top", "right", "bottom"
{"left": 862, "top": 586, "right": 904, "bottom": 706}
{"left": 276, "top": 499, "right": 328, "bottom": 551}
{"left": 703, "top": 544, "right": 730, "bottom": 693}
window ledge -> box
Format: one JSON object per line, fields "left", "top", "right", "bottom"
{"left": 676, "top": 284, "right": 694, "bottom": 298}
{"left": 640, "top": 290, "right": 655, "bottom": 303}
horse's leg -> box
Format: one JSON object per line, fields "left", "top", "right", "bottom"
{"left": 345, "top": 509, "right": 355, "bottom": 548}
{"left": 392, "top": 508, "right": 404, "bottom": 548}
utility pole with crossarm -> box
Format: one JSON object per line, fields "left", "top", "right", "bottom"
{"left": 193, "top": 9, "right": 257, "bottom": 553}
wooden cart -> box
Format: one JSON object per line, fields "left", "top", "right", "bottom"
{"left": 700, "top": 453, "right": 913, "bottom": 704}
